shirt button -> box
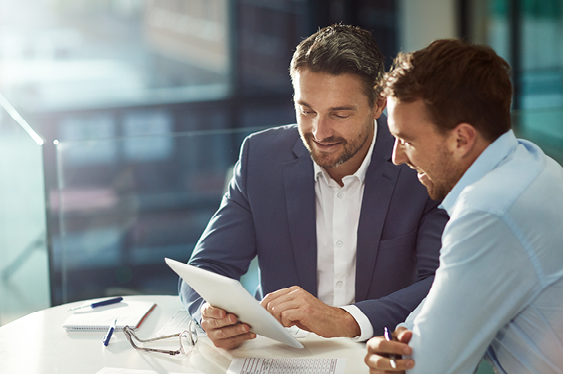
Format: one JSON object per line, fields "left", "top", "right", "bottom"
{"left": 336, "top": 281, "right": 343, "bottom": 288}
{"left": 336, "top": 240, "right": 343, "bottom": 247}
{"left": 337, "top": 192, "right": 344, "bottom": 199}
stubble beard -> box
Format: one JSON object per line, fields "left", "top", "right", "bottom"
{"left": 424, "top": 143, "right": 463, "bottom": 201}
{"left": 301, "top": 127, "right": 370, "bottom": 170}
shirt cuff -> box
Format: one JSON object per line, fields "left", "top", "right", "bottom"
{"left": 339, "top": 305, "right": 374, "bottom": 341}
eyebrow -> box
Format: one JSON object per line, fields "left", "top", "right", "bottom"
{"left": 295, "top": 100, "right": 357, "bottom": 112}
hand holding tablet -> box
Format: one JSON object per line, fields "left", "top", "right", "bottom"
{"left": 165, "top": 258, "right": 304, "bottom": 349}
{"left": 199, "top": 302, "right": 256, "bottom": 349}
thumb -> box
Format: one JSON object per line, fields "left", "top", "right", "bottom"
{"left": 396, "top": 328, "right": 413, "bottom": 344}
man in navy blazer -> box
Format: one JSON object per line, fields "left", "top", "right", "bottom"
{"left": 180, "top": 24, "right": 448, "bottom": 349}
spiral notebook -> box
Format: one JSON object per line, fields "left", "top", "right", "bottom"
{"left": 63, "top": 300, "right": 156, "bottom": 332}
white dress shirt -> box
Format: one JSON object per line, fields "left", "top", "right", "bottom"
{"left": 313, "top": 121, "right": 376, "bottom": 341}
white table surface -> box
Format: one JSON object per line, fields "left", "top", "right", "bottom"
{"left": 0, "top": 295, "right": 369, "bottom": 374}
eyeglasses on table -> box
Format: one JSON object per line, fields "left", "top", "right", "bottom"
{"left": 122, "top": 319, "right": 198, "bottom": 356}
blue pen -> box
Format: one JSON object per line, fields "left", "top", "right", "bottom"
{"left": 103, "top": 318, "right": 117, "bottom": 346}
{"left": 68, "top": 297, "right": 124, "bottom": 312}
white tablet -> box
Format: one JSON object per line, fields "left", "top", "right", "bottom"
{"left": 165, "top": 258, "right": 304, "bottom": 349}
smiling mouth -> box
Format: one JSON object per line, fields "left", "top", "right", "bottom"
{"left": 406, "top": 163, "right": 419, "bottom": 171}
{"left": 406, "top": 163, "right": 427, "bottom": 179}
{"left": 310, "top": 135, "right": 345, "bottom": 148}
{"left": 313, "top": 139, "right": 340, "bottom": 147}
{"left": 302, "top": 132, "right": 347, "bottom": 154}
{"left": 417, "top": 170, "right": 433, "bottom": 188}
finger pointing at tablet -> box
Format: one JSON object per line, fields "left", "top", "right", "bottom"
{"left": 200, "top": 302, "right": 256, "bottom": 349}
{"left": 260, "top": 286, "right": 361, "bottom": 338}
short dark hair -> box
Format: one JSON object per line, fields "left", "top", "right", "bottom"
{"left": 382, "top": 39, "right": 512, "bottom": 142}
{"left": 290, "top": 24, "right": 385, "bottom": 107}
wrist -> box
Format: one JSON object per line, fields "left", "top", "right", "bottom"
{"left": 338, "top": 308, "right": 361, "bottom": 337}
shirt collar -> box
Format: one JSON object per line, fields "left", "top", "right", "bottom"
{"left": 441, "top": 130, "right": 518, "bottom": 214}
{"left": 314, "top": 120, "right": 378, "bottom": 185}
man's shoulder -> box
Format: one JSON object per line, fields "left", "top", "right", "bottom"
{"left": 243, "top": 124, "right": 304, "bottom": 158}
{"left": 246, "top": 124, "right": 299, "bottom": 142}
{"left": 454, "top": 143, "right": 551, "bottom": 219}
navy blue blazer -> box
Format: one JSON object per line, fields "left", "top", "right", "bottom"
{"left": 180, "top": 116, "right": 449, "bottom": 336}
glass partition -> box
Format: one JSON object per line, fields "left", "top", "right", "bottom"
{"left": 513, "top": 106, "right": 563, "bottom": 164}
{"left": 467, "top": 0, "right": 563, "bottom": 111}
{"left": 0, "top": 95, "right": 49, "bottom": 325}
{"left": 51, "top": 127, "right": 265, "bottom": 305}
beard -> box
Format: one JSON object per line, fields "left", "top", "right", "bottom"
{"left": 300, "top": 126, "right": 371, "bottom": 170}
{"left": 421, "top": 143, "right": 464, "bottom": 201}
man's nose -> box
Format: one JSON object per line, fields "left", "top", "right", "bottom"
{"left": 312, "top": 116, "right": 333, "bottom": 141}
{"left": 392, "top": 139, "right": 408, "bottom": 166}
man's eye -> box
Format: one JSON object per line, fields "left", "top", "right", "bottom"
{"left": 333, "top": 113, "right": 351, "bottom": 119}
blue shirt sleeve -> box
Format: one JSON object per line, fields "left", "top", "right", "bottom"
{"left": 405, "top": 212, "right": 540, "bottom": 374}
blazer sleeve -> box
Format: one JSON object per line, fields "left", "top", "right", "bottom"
{"left": 179, "top": 136, "right": 258, "bottom": 321}
{"left": 354, "top": 196, "right": 448, "bottom": 336}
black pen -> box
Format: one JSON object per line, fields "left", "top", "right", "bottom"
{"left": 384, "top": 327, "right": 402, "bottom": 369}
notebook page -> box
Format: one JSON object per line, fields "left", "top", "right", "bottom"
{"left": 63, "top": 301, "right": 156, "bottom": 331}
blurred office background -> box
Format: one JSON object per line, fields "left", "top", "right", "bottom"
{"left": 1, "top": 0, "right": 562, "bottom": 339}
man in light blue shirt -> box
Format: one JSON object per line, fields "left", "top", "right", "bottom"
{"left": 365, "top": 39, "right": 563, "bottom": 373}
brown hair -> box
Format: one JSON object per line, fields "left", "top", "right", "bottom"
{"left": 382, "top": 39, "right": 512, "bottom": 142}
{"left": 290, "top": 24, "right": 385, "bottom": 107}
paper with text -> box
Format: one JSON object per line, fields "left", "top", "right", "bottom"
{"left": 227, "top": 358, "right": 346, "bottom": 374}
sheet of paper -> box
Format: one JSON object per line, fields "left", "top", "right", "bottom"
{"left": 227, "top": 358, "right": 346, "bottom": 374}
{"left": 96, "top": 367, "right": 203, "bottom": 374}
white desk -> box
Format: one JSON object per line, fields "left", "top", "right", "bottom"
{"left": 0, "top": 295, "right": 368, "bottom": 374}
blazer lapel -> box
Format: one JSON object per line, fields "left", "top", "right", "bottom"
{"left": 282, "top": 138, "right": 318, "bottom": 296}
{"left": 356, "top": 117, "right": 401, "bottom": 302}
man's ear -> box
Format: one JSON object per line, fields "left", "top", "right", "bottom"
{"left": 450, "top": 123, "right": 478, "bottom": 158}
{"left": 373, "top": 96, "right": 387, "bottom": 119}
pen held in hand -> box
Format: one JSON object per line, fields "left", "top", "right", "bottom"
{"left": 384, "top": 326, "right": 403, "bottom": 369}
{"left": 68, "top": 297, "right": 124, "bottom": 312}
{"left": 103, "top": 318, "right": 117, "bottom": 346}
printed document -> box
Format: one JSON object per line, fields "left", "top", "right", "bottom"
{"left": 227, "top": 358, "right": 346, "bottom": 374}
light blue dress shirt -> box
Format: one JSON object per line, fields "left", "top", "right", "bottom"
{"left": 399, "top": 130, "right": 563, "bottom": 373}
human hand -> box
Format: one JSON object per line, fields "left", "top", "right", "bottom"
{"left": 365, "top": 327, "right": 414, "bottom": 373}
{"left": 260, "top": 286, "right": 361, "bottom": 338}
{"left": 200, "top": 302, "right": 256, "bottom": 349}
